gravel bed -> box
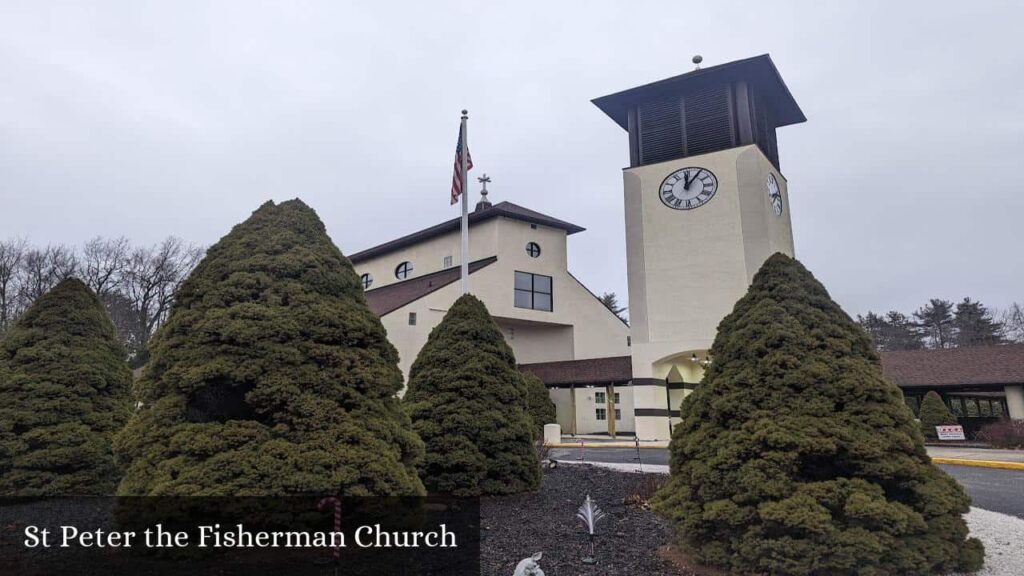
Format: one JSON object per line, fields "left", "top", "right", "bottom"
{"left": 559, "top": 460, "right": 1024, "bottom": 576}
{"left": 480, "top": 464, "right": 684, "bottom": 575}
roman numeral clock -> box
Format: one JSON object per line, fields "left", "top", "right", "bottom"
{"left": 592, "top": 54, "right": 806, "bottom": 440}
{"left": 659, "top": 167, "right": 718, "bottom": 210}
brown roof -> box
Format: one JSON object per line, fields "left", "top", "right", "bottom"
{"left": 518, "top": 345, "right": 1024, "bottom": 390}
{"left": 349, "top": 201, "right": 584, "bottom": 264}
{"left": 519, "top": 356, "right": 632, "bottom": 386}
{"left": 880, "top": 344, "right": 1024, "bottom": 389}
{"left": 363, "top": 256, "right": 497, "bottom": 316}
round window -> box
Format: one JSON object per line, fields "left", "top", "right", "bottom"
{"left": 395, "top": 261, "right": 413, "bottom": 280}
{"left": 360, "top": 273, "right": 373, "bottom": 290}
{"left": 526, "top": 242, "right": 541, "bottom": 258}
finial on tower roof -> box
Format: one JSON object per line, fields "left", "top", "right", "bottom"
{"left": 692, "top": 54, "right": 703, "bottom": 70}
{"left": 475, "top": 173, "right": 492, "bottom": 212}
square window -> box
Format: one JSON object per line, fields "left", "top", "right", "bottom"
{"left": 949, "top": 398, "right": 964, "bottom": 417}
{"left": 993, "top": 401, "right": 1005, "bottom": 416}
{"left": 595, "top": 408, "right": 606, "bottom": 421}
{"left": 513, "top": 271, "right": 554, "bottom": 312}
{"left": 443, "top": 255, "right": 453, "bottom": 268}
{"left": 979, "top": 399, "right": 992, "bottom": 417}
{"left": 594, "top": 392, "right": 606, "bottom": 404}
{"left": 614, "top": 409, "right": 621, "bottom": 420}
{"left": 965, "top": 399, "right": 979, "bottom": 417}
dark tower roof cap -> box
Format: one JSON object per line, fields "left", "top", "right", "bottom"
{"left": 592, "top": 54, "right": 806, "bottom": 130}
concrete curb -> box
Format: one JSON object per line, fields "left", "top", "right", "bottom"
{"left": 550, "top": 442, "right": 669, "bottom": 449}
{"left": 931, "top": 457, "right": 1024, "bottom": 471}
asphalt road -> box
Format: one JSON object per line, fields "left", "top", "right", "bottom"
{"left": 549, "top": 448, "right": 1024, "bottom": 518}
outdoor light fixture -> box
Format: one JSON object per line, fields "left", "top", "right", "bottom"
{"left": 690, "top": 354, "right": 713, "bottom": 367}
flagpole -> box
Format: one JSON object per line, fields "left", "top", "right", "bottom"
{"left": 460, "top": 109, "right": 469, "bottom": 294}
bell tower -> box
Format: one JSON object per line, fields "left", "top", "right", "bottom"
{"left": 593, "top": 54, "right": 806, "bottom": 440}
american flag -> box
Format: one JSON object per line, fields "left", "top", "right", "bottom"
{"left": 450, "top": 126, "right": 473, "bottom": 205}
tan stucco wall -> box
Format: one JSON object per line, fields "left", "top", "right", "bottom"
{"left": 352, "top": 218, "right": 500, "bottom": 291}
{"left": 357, "top": 214, "right": 630, "bottom": 389}
{"left": 624, "top": 145, "right": 795, "bottom": 439}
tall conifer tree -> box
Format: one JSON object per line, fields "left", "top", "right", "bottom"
{"left": 404, "top": 294, "right": 539, "bottom": 496}
{"left": 115, "top": 200, "right": 424, "bottom": 496}
{"left": 0, "top": 279, "right": 131, "bottom": 496}
{"left": 654, "top": 254, "right": 983, "bottom": 576}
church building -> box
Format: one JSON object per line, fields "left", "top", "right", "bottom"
{"left": 352, "top": 54, "right": 1024, "bottom": 440}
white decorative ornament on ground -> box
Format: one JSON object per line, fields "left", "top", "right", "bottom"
{"left": 512, "top": 552, "right": 544, "bottom": 576}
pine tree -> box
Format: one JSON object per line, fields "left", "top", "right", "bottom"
{"left": 403, "top": 294, "right": 540, "bottom": 496}
{"left": 914, "top": 299, "right": 955, "bottom": 349}
{"left": 653, "top": 253, "right": 983, "bottom": 576}
{"left": 0, "top": 279, "right": 132, "bottom": 496}
{"left": 918, "top": 391, "right": 958, "bottom": 440}
{"left": 114, "top": 200, "right": 425, "bottom": 496}
{"left": 952, "top": 298, "right": 1004, "bottom": 347}
{"left": 859, "top": 311, "right": 923, "bottom": 351}
{"left": 523, "top": 372, "right": 557, "bottom": 436}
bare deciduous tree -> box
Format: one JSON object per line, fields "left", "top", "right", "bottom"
{"left": 121, "top": 236, "right": 203, "bottom": 361}
{"left": 81, "top": 236, "right": 130, "bottom": 297}
{"left": 18, "top": 245, "right": 78, "bottom": 307}
{"left": 1003, "top": 302, "right": 1024, "bottom": 343}
{"left": 0, "top": 237, "right": 28, "bottom": 334}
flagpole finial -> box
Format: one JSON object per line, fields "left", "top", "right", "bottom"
{"left": 461, "top": 109, "right": 468, "bottom": 117}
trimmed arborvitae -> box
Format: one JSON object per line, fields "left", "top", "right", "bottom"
{"left": 523, "top": 373, "right": 557, "bottom": 437}
{"left": 0, "top": 279, "right": 132, "bottom": 496}
{"left": 653, "top": 253, "right": 983, "bottom": 576}
{"left": 403, "top": 294, "right": 539, "bottom": 496}
{"left": 114, "top": 200, "right": 425, "bottom": 496}
{"left": 919, "top": 391, "right": 957, "bottom": 440}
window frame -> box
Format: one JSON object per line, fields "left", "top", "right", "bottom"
{"left": 395, "top": 261, "right": 413, "bottom": 280}
{"left": 526, "top": 242, "right": 541, "bottom": 258}
{"left": 594, "top": 391, "right": 606, "bottom": 405}
{"left": 513, "top": 271, "right": 554, "bottom": 312}
{"left": 595, "top": 408, "right": 607, "bottom": 421}
{"left": 360, "top": 273, "right": 373, "bottom": 290}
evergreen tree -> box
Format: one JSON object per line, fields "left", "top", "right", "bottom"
{"left": 918, "top": 391, "right": 958, "bottom": 440}
{"left": 885, "top": 311, "right": 925, "bottom": 350}
{"left": 599, "top": 292, "right": 628, "bottom": 322}
{"left": 523, "top": 372, "right": 557, "bottom": 436}
{"left": 403, "top": 294, "right": 540, "bottom": 496}
{"left": 114, "top": 200, "right": 424, "bottom": 496}
{"left": 653, "top": 253, "right": 982, "bottom": 576}
{"left": 952, "top": 298, "right": 1004, "bottom": 347}
{"left": 857, "top": 311, "right": 887, "bottom": 349}
{"left": 0, "top": 279, "right": 132, "bottom": 496}
{"left": 858, "top": 311, "right": 923, "bottom": 351}
{"left": 914, "top": 299, "right": 955, "bottom": 349}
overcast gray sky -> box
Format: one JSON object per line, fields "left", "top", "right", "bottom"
{"left": 2, "top": 1, "right": 1022, "bottom": 318}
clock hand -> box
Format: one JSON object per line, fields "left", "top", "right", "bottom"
{"left": 683, "top": 170, "right": 698, "bottom": 190}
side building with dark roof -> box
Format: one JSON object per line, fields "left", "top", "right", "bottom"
{"left": 349, "top": 197, "right": 633, "bottom": 434}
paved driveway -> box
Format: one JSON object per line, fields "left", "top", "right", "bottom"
{"left": 549, "top": 447, "right": 1024, "bottom": 518}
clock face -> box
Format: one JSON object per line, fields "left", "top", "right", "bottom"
{"left": 659, "top": 167, "right": 718, "bottom": 210}
{"left": 766, "top": 173, "right": 783, "bottom": 216}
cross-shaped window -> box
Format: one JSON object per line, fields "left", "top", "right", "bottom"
{"left": 395, "top": 261, "right": 413, "bottom": 280}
